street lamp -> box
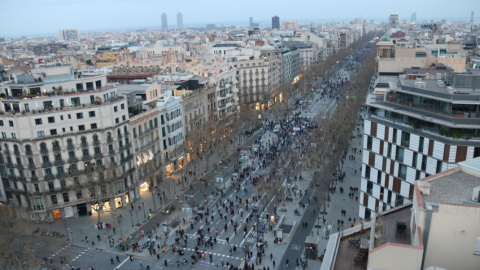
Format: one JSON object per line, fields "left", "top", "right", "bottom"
{"left": 142, "top": 202, "right": 146, "bottom": 219}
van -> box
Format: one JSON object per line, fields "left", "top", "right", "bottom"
{"left": 273, "top": 124, "right": 281, "bottom": 132}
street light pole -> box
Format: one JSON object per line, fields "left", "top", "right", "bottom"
{"left": 135, "top": 203, "right": 139, "bottom": 225}
{"left": 130, "top": 212, "right": 134, "bottom": 228}
{"left": 142, "top": 202, "right": 146, "bottom": 219}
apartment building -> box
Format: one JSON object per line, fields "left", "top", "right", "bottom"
{"left": 359, "top": 69, "right": 480, "bottom": 219}
{"left": 367, "top": 158, "right": 480, "bottom": 270}
{"left": 0, "top": 86, "right": 137, "bottom": 220}
{"left": 282, "top": 41, "right": 316, "bottom": 72}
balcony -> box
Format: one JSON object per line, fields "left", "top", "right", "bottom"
{"left": 109, "top": 150, "right": 115, "bottom": 155}
{"left": 219, "top": 103, "right": 226, "bottom": 109}
{"left": 42, "top": 161, "right": 52, "bottom": 168}
{"left": 54, "top": 160, "right": 65, "bottom": 166}
{"left": 94, "top": 153, "right": 103, "bottom": 159}
{"left": 107, "top": 137, "right": 113, "bottom": 143}
{"left": 93, "top": 140, "right": 101, "bottom": 146}
{"left": 14, "top": 150, "right": 21, "bottom": 156}
{"left": 82, "top": 155, "right": 91, "bottom": 161}
{"left": 56, "top": 172, "right": 66, "bottom": 178}
{"left": 52, "top": 146, "right": 61, "bottom": 152}
{"left": 67, "top": 144, "right": 75, "bottom": 150}
{"left": 28, "top": 163, "right": 36, "bottom": 169}
{"left": 17, "top": 175, "right": 27, "bottom": 181}
{"left": 31, "top": 176, "right": 38, "bottom": 181}
{"left": 40, "top": 148, "right": 49, "bottom": 154}
{"left": 220, "top": 92, "right": 226, "bottom": 98}
{"left": 25, "top": 150, "right": 33, "bottom": 156}
{"left": 44, "top": 174, "right": 55, "bottom": 180}
{"left": 81, "top": 142, "right": 89, "bottom": 147}
{"left": 3, "top": 149, "right": 10, "bottom": 155}
{"left": 68, "top": 157, "right": 78, "bottom": 163}
{"left": 15, "top": 163, "right": 24, "bottom": 169}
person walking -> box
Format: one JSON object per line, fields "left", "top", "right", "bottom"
{"left": 284, "top": 258, "right": 289, "bottom": 268}
{"left": 110, "top": 257, "right": 114, "bottom": 264}
{"left": 116, "top": 255, "right": 120, "bottom": 262}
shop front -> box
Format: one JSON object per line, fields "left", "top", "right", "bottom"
{"left": 52, "top": 209, "right": 62, "bottom": 220}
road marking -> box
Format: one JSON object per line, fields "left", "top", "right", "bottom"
{"left": 292, "top": 244, "right": 301, "bottom": 250}
{"left": 116, "top": 257, "right": 130, "bottom": 268}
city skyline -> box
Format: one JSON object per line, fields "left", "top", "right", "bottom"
{"left": 0, "top": 0, "right": 478, "bottom": 37}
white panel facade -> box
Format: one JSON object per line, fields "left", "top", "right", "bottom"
{"left": 388, "top": 176, "right": 393, "bottom": 190}
{"left": 375, "top": 154, "right": 383, "bottom": 170}
{"left": 364, "top": 120, "right": 371, "bottom": 136}
{"left": 426, "top": 157, "right": 437, "bottom": 175}
{"left": 396, "top": 130, "right": 402, "bottom": 145}
{"left": 424, "top": 138, "right": 430, "bottom": 155}
{"left": 393, "top": 161, "right": 399, "bottom": 177}
{"left": 449, "top": 145, "right": 457, "bottom": 163}
{"left": 391, "top": 193, "right": 397, "bottom": 206}
{"left": 410, "top": 134, "right": 420, "bottom": 152}
{"left": 358, "top": 204, "right": 365, "bottom": 219}
{"left": 404, "top": 149, "right": 413, "bottom": 167}
{"left": 361, "top": 177, "right": 368, "bottom": 192}
{"left": 388, "top": 127, "right": 393, "bottom": 142}
{"left": 363, "top": 135, "right": 368, "bottom": 150}
{"left": 373, "top": 183, "right": 380, "bottom": 199}
{"left": 372, "top": 138, "right": 380, "bottom": 153}
{"left": 377, "top": 124, "right": 385, "bottom": 140}
{"left": 432, "top": 141, "right": 444, "bottom": 160}
{"left": 363, "top": 151, "right": 369, "bottom": 165}
{"left": 467, "top": 146, "right": 475, "bottom": 160}
{"left": 400, "top": 181, "right": 410, "bottom": 197}
{"left": 371, "top": 168, "right": 378, "bottom": 183}
{"left": 368, "top": 196, "right": 376, "bottom": 210}
{"left": 383, "top": 191, "right": 388, "bottom": 203}
{"left": 420, "top": 172, "right": 426, "bottom": 179}
{"left": 383, "top": 142, "right": 389, "bottom": 157}
{"left": 391, "top": 145, "right": 397, "bottom": 160}
{"left": 386, "top": 159, "right": 391, "bottom": 176}
{"left": 406, "top": 167, "right": 416, "bottom": 184}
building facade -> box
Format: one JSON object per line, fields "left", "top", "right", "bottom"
{"left": 359, "top": 70, "right": 480, "bottom": 219}
{"left": 272, "top": 16, "right": 280, "bottom": 30}
{"left": 0, "top": 86, "right": 138, "bottom": 220}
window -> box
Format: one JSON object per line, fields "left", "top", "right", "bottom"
{"left": 367, "top": 136, "right": 373, "bottom": 150}
{"left": 34, "top": 183, "right": 39, "bottom": 192}
{"left": 365, "top": 165, "right": 371, "bottom": 179}
{"left": 392, "top": 128, "right": 397, "bottom": 143}
{"left": 94, "top": 147, "right": 101, "bottom": 154}
{"left": 28, "top": 157, "right": 35, "bottom": 165}
{"left": 42, "top": 156, "right": 50, "bottom": 163}
{"left": 37, "top": 131, "right": 45, "bottom": 137}
{"left": 436, "top": 161, "right": 443, "bottom": 173}
{"left": 115, "top": 118, "right": 119, "bottom": 124}
{"left": 11, "top": 133, "right": 16, "bottom": 139}
{"left": 421, "top": 155, "right": 427, "bottom": 171}
{"left": 73, "top": 177, "right": 80, "bottom": 185}
{"left": 0, "top": 120, "right": 3, "bottom": 126}
{"left": 82, "top": 149, "right": 89, "bottom": 157}
{"left": 76, "top": 113, "right": 83, "bottom": 119}
{"left": 35, "top": 118, "right": 43, "bottom": 125}
{"left": 62, "top": 193, "right": 69, "bottom": 203}
{"left": 396, "top": 147, "right": 405, "bottom": 163}
{"left": 60, "top": 115, "right": 64, "bottom": 121}
{"left": 413, "top": 152, "right": 418, "bottom": 167}
{"left": 54, "top": 153, "right": 62, "bottom": 161}
{"left": 114, "top": 106, "right": 118, "bottom": 112}
{"left": 44, "top": 168, "right": 52, "bottom": 176}
{"left": 48, "top": 117, "right": 55, "bottom": 123}
{"left": 60, "top": 179, "right": 66, "bottom": 188}
{"left": 78, "top": 125, "right": 85, "bottom": 131}
{"left": 401, "top": 132, "right": 410, "bottom": 148}
{"left": 1, "top": 132, "right": 6, "bottom": 138}
{"left": 68, "top": 114, "right": 71, "bottom": 119}
{"left": 419, "top": 137, "right": 424, "bottom": 152}
{"left": 474, "top": 236, "right": 480, "bottom": 255}
{"left": 121, "top": 103, "right": 125, "bottom": 109}
{"left": 399, "top": 164, "right": 407, "bottom": 179}
{"left": 377, "top": 170, "right": 382, "bottom": 184}
{"left": 122, "top": 115, "right": 126, "bottom": 121}
{"left": 89, "top": 111, "right": 96, "bottom": 117}
{"left": 50, "top": 129, "right": 57, "bottom": 136}
{"left": 9, "top": 121, "right": 14, "bottom": 127}
{"left": 56, "top": 166, "right": 64, "bottom": 174}
{"left": 415, "top": 170, "right": 421, "bottom": 180}
{"left": 91, "top": 123, "right": 97, "bottom": 129}
{"left": 32, "top": 198, "right": 44, "bottom": 211}
{"left": 51, "top": 195, "right": 58, "bottom": 205}
{"left": 48, "top": 181, "right": 54, "bottom": 191}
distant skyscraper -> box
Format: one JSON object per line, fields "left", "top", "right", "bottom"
{"left": 161, "top": 13, "right": 168, "bottom": 31}
{"left": 249, "top": 17, "right": 254, "bottom": 27}
{"left": 59, "top": 29, "right": 78, "bottom": 41}
{"left": 389, "top": 13, "right": 399, "bottom": 28}
{"left": 471, "top": 11, "right": 474, "bottom": 23}
{"left": 410, "top": 12, "right": 416, "bottom": 22}
{"left": 272, "top": 15, "right": 280, "bottom": 29}
{"left": 177, "top": 13, "right": 183, "bottom": 29}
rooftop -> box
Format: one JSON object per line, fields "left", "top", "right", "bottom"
{"left": 377, "top": 205, "right": 412, "bottom": 246}
{"left": 420, "top": 167, "right": 480, "bottom": 205}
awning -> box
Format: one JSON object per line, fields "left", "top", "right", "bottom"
{"left": 147, "top": 149, "right": 154, "bottom": 160}
{"left": 136, "top": 155, "right": 142, "bottom": 164}
{"left": 142, "top": 152, "right": 148, "bottom": 162}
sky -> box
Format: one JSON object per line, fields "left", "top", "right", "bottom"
{"left": 0, "top": 0, "right": 477, "bottom": 37}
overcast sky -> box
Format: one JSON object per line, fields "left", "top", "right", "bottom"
{"left": 0, "top": 0, "right": 477, "bottom": 37}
